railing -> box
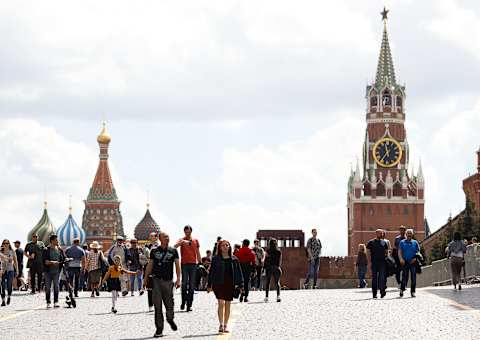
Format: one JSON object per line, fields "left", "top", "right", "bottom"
{"left": 414, "top": 244, "right": 480, "bottom": 288}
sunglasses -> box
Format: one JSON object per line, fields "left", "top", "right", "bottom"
{"left": 2, "top": 242, "right": 9, "bottom": 245}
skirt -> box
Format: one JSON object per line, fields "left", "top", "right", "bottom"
{"left": 212, "top": 274, "right": 234, "bottom": 301}
{"left": 88, "top": 269, "right": 102, "bottom": 285}
{"left": 107, "top": 278, "right": 121, "bottom": 292}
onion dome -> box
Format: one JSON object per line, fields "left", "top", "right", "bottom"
{"left": 134, "top": 204, "right": 160, "bottom": 241}
{"left": 27, "top": 202, "right": 56, "bottom": 245}
{"left": 97, "top": 122, "right": 111, "bottom": 144}
{"left": 57, "top": 207, "right": 86, "bottom": 247}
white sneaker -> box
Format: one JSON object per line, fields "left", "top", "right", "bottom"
{"left": 46, "top": 303, "right": 52, "bottom": 309}
{"left": 276, "top": 296, "right": 281, "bottom": 302}
{"left": 54, "top": 302, "right": 60, "bottom": 308}
{"left": 264, "top": 297, "right": 268, "bottom": 303}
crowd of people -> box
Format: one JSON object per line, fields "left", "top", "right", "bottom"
{"left": 0, "top": 226, "right": 284, "bottom": 338}
{"left": 356, "top": 225, "right": 472, "bottom": 299}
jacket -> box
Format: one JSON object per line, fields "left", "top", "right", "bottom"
{"left": 42, "top": 246, "right": 66, "bottom": 273}
{"left": 207, "top": 255, "right": 244, "bottom": 289}
{"left": 414, "top": 253, "right": 425, "bottom": 274}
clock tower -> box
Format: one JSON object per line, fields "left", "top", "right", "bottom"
{"left": 347, "top": 9, "right": 425, "bottom": 256}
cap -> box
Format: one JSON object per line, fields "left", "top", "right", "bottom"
{"left": 116, "top": 236, "right": 124, "bottom": 241}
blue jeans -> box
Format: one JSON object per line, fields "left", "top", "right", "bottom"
{"left": 45, "top": 271, "right": 60, "bottom": 303}
{"left": 130, "top": 269, "right": 143, "bottom": 292}
{"left": 67, "top": 267, "right": 81, "bottom": 295}
{"left": 1, "top": 271, "right": 15, "bottom": 299}
{"left": 181, "top": 264, "right": 197, "bottom": 307}
{"left": 371, "top": 262, "right": 386, "bottom": 297}
{"left": 401, "top": 262, "right": 417, "bottom": 293}
{"left": 304, "top": 257, "right": 320, "bottom": 287}
{"left": 357, "top": 265, "right": 367, "bottom": 288}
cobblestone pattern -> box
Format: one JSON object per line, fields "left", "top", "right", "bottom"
{"left": 1, "top": 286, "right": 479, "bottom": 339}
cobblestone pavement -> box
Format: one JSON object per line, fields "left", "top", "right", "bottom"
{"left": 1, "top": 285, "right": 479, "bottom": 339}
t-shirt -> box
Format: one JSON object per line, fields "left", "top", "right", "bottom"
{"left": 25, "top": 242, "right": 44, "bottom": 266}
{"left": 399, "top": 239, "right": 420, "bottom": 262}
{"left": 15, "top": 248, "right": 24, "bottom": 266}
{"left": 394, "top": 235, "right": 405, "bottom": 249}
{"left": 0, "top": 250, "right": 15, "bottom": 272}
{"left": 178, "top": 238, "right": 200, "bottom": 265}
{"left": 265, "top": 248, "right": 281, "bottom": 268}
{"left": 150, "top": 246, "right": 179, "bottom": 281}
{"left": 306, "top": 237, "right": 322, "bottom": 259}
{"left": 107, "top": 265, "right": 122, "bottom": 279}
{"left": 65, "top": 245, "right": 85, "bottom": 268}
{"left": 366, "top": 239, "right": 388, "bottom": 263}
{"left": 253, "top": 246, "right": 265, "bottom": 266}
{"left": 45, "top": 247, "right": 62, "bottom": 274}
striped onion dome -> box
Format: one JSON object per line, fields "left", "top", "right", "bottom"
{"left": 134, "top": 205, "right": 160, "bottom": 241}
{"left": 57, "top": 209, "right": 86, "bottom": 247}
{"left": 28, "top": 202, "right": 56, "bottom": 245}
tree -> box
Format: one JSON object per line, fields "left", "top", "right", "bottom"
{"left": 430, "top": 239, "right": 445, "bottom": 263}
{"left": 460, "top": 198, "right": 474, "bottom": 240}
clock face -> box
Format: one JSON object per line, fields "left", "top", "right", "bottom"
{"left": 373, "top": 137, "right": 403, "bottom": 168}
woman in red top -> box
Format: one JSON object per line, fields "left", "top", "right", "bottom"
{"left": 236, "top": 239, "right": 256, "bottom": 302}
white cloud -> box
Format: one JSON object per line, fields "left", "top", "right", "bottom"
{"left": 220, "top": 117, "right": 364, "bottom": 199}
{"left": 427, "top": 0, "right": 480, "bottom": 59}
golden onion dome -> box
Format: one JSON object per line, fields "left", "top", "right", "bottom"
{"left": 97, "top": 122, "right": 111, "bottom": 144}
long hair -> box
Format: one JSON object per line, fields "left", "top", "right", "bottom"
{"left": 453, "top": 232, "right": 461, "bottom": 241}
{"left": 1, "top": 239, "right": 12, "bottom": 252}
{"left": 358, "top": 243, "right": 366, "bottom": 253}
{"left": 268, "top": 238, "right": 278, "bottom": 251}
{"left": 218, "top": 239, "right": 232, "bottom": 257}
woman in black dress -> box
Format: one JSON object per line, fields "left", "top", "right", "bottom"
{"left": 264, "top": 238, "right": 282, "bottom": 302}
{"left": 207, "top": 240, "right": 244, "bottom": 334}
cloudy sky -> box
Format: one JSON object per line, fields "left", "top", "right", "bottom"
{"left": 0, "top": 0, "right": 479, "bottom": 255}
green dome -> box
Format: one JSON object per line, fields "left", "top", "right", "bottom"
{"left": 27, "top": 203, "right": 56, "bottom": 245}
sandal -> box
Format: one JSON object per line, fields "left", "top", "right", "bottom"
{"left": 223, "top": 325, "right": 229, "bottom": 333}
{"left": 218, "top": 325, "right": 224, "bottom": 333}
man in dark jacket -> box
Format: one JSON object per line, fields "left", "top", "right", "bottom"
{"left": 366, "top": 229, "right": 388, "bottom": 299}
{"left": 25, "top": 233, "right": 45, "bottom": 294}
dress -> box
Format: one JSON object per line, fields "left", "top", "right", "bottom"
{"left": 212, "top": 258, "right": 234, "bottom": 301}
{"left": 106, "top": 266, "right": 122, "bottom": 292}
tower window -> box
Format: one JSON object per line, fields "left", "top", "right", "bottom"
{"left": 382, "top": 90, "right": 392, "bottom": 106}
{"left": 370, "top": 96, "right": 378, "bottom": 107}
{"left": 369, "top": 207, "right": 375, "bottom": 216}
{"left": 387, "top": 207, "right": 392, "bottom": 215}
{"left": 403, "top": 207, "right": 409, "bottom": 215}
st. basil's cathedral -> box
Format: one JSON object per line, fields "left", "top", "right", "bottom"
{"left": 27, "top": 123, "right": 161, "bottom": 249}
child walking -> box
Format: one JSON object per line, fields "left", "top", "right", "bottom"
{"left": 101, "top": 255, "right": 136, "bottom": 313}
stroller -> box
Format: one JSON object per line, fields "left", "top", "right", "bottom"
{"left": 61, "top": 258, "right": 77, "bottom": 308}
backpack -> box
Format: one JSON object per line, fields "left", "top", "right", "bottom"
{"left": 98, "top": 252, "right": 109, "bottom": 274}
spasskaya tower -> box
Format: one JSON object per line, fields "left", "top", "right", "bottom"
{"left": 347, "top": 8, "right": 425, "bottom": 255}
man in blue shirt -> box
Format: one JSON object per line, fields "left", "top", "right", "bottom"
{"left": 398, "top": 229, "right": 420, "bottom": 298}
{"left": 65, "top": 238, "right": 86, "bottom": 297}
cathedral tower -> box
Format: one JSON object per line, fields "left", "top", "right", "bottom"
{"left": 83, "top": 123, "right": 124, "bottom": 249}
{"left": 347, "top": 9, "right": 425, "bottom": 255}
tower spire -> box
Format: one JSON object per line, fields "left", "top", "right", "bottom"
{"left": 375, "top": 7, "right": 396, "bottom": 88}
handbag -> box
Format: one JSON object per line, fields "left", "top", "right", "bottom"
{"left": 98, "top": 253, "right": 108, "bottom": 273}
{"left": 233, "top": 286, "right": 241, "bottom": 299}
